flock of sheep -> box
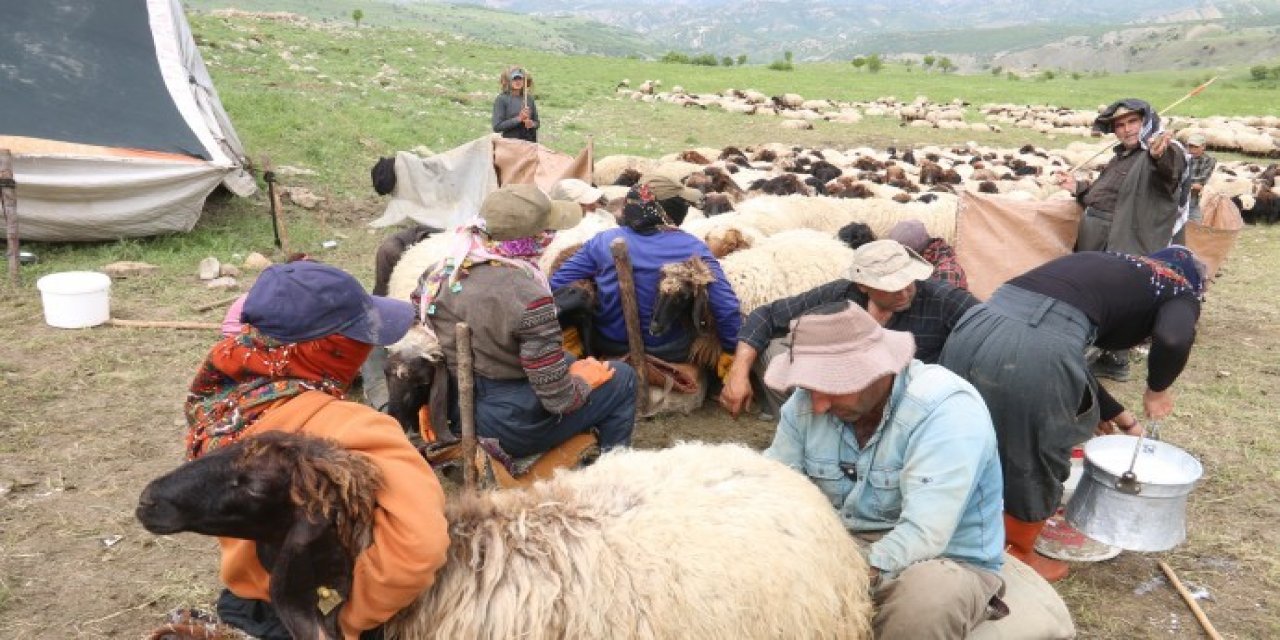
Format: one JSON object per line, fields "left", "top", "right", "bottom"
{"left": 619, "top": 79, "right": 1280, "bottom": 158}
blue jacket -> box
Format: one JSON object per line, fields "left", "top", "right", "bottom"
{"left": 549, "top": 227, "right": 742, "bottom": 352}
{"left": 764, "top": 361, "right": 1005, "bottom": 576}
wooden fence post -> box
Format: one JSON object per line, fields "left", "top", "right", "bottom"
{"left": 1, "top": 149, "right": 19, "bottom": 287}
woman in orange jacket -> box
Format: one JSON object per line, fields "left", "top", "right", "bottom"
{"left": 184, "top": 262, "right": 450, "bottom": 639}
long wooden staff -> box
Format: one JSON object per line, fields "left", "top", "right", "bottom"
{"left": 456, "top": 322, "right": 478, "bottom": 491}
{"left": 1066, "top": 76, "right": 1218, "bottom": 174}
{"left": 610, "top": 238, "right": 649, "bottom": 416}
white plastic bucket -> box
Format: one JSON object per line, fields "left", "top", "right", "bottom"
{"left": 36, "top": 271, "right": 112, "bottom": 329}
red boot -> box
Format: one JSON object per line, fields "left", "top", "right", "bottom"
{"left": 1004, "top": 513, "right": 1070, "bottom": 583}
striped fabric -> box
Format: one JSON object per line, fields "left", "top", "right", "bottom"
{"left": 519, "top": 296, "right": 588, "bottom": 414}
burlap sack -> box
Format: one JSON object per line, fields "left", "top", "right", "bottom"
{"left": 1186, "top": 191, "right": 1244, "bottom": 279}
{"left": 955, "top": 191, "right": 1082, "bottom": 300}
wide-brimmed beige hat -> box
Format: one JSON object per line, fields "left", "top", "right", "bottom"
{"left": 844, "top": 239, "right": 934, "bottom": 291}
{"left": 480, "top": 184, "right": 582, "bottom": 241}
{"left": 763, "top": 301, "right": 915, "bottom": 394}
{"left": 550, "top": 178, "right": 606, "bottom": 205}
{"left": 1186, "top": 133, "right": 1207, "bottom": 148}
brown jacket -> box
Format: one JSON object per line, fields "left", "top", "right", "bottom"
{"left": 217, "top": 391, "right": 449, "bottom": 639}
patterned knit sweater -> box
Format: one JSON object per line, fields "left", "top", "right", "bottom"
{"left": 428, "top": 261, "right": 589, "bottom": 414}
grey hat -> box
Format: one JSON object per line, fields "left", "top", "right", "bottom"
{"left": 844, "top": 240, "right": 934, "bottom": 291}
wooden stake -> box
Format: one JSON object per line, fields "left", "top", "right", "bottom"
{"left": 262, "top": 156, "right": 290, "bottom": 255}
{"left": 1, "top": 149, "right": 19, "bottom": 287}
{"left": 1158, "top": 560, "right": 1223, "bottom": 640}
{"left": 456, "top": 322, "right": 478, "bottom": 491}
{"left": 610, "top": 238, "right": 649, "bottom": 415}
{"left": 107, "top": 319, "right": 220, "bottom": 330}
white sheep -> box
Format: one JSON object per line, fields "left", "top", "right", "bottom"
{"left": 719, "top": 229, "right": 855, "bottom": 314}
{"left": 139, "top": 435, "right": 875, "bottom": 640}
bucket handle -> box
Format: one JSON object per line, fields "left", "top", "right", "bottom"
{"left": 1115, "top": 421, "right": 1162, "bottom": 495}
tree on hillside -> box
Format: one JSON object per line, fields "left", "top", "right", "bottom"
{"left": 903, "top": 58, "right": 916, "bottom": 71}
{"left": 784, "top": 50, "right": 794, "bottom": 63}
{"left": 352, "top": 9, "right": 364, "bottom": 27}
{"left": 937, "top": 57, "right": 955, "bottom": 73}
{"left": 737, "top": 54, "right": 747, "bottom": 65}
{"left": 851, "top": 56, "right": 867, "bottom": 70}
{"left": 867, "top": 53, "right": 883, "bottom": 73}
{"left": 722, "top": 56, "right": 734, "bottom": 67}
{"left": 1251, "top": 65, "right": 1269, "bottom": 81}
{"left": 922, "top": 55, "right": 936, "bottom": 72}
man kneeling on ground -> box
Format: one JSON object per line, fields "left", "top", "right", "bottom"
{"left": 763, "top": 301, "right": 1006, "bottom": 639}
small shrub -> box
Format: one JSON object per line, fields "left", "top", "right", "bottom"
{"left": 767, "top": 60, "right": 794, "bottom": 71}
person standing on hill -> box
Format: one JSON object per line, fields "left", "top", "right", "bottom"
{"left": 1054, "top": 98, "right": 1188, "bottom": 382}
{"left": 1183, "top": 133, "right": 1217, "bottom": 226}
{"left": 492, "top": 66, "right": 539, "bottom": 143}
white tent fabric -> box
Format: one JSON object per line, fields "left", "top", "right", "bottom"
{"left": 2, "top": 0, "right": 254, "bottom": 241}
{"left": 370, "top": 137, "right": 499, "bottom": 231}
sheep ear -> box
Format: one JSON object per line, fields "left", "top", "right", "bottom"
{"left": 268, "top": 516, "right": 353, "bottom": 640}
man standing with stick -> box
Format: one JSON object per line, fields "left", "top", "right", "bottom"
{"left": 1055, "top": 98, "right": 1187, "bottom": 382}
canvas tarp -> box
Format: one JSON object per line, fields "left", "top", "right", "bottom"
{"left": 1185, "top": 191, "right": 1244, "bottom": 281}
{"left": 371, "top": 134, "right": 592, "bottom": 230}
{"left": 1, "top": 0, "right": 254, "bottom": 241}
{"left": 954, "top": 191, "right": 1082, "bottom": 300}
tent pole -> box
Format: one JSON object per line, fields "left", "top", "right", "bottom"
{"left": 0, "top": 149, "right": 18, "bottom": 287}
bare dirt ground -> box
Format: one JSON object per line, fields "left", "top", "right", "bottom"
{"left": 1, "top": 220, "right": 1277, "bottom": 639}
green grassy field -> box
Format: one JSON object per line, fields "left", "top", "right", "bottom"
{"left": 2, "top": 11, "right": 1279, "bottom": 639}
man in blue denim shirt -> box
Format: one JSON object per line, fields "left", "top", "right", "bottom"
{"left": 763, "top": 301, "right": 1006, "bottom": 639}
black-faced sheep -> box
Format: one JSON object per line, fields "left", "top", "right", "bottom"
{"left": 613, "top": 168, "right": 643, "bottom": 187}
{"left": 137, "top": 434, "right": 875, "bottom": 640}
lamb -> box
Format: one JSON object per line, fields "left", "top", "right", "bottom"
{"left": 137, "top": 433, "right": 875, "bottom": 640}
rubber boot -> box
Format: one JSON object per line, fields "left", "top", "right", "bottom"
{"left": 1004, "top": 513, "right": 1070, "bottom": 583}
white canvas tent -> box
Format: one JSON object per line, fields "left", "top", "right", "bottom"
{"left": 0, "top": 0, "right": 255, "bottom": 242}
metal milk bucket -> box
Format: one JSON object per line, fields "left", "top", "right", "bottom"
{"left": 1065, "top": 434, "right": 1203, "bottom": 552}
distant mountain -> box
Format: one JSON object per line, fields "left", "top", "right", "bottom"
{"left": 447, "top": 0, "right": 1280, "bottom": 64}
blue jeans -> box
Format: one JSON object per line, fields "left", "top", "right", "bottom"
{"left": 451, "top": 362, "right": 637, "bottom": 458}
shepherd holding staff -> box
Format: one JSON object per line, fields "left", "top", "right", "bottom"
{"left": 493, "top": 66, "right": 539, "bottom": 142}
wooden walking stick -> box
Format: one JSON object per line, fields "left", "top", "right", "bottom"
{"left": 456, "top": 322, "right": 479, "bottom": 491}
{"left": 1158, "top": 560, "right": 1224, "bottom": 640}
{"left": 1, "top": 149, "right": 19, "bottom": 287}
{"left": 261, "top": 155, "right": 291, "bottom": 254}
{"left": 610, "top": 238, "right": 649, "bottom": 415}
{"left": 107, "top": 318, "right": 221, "bottom": 331}
{"left": 1066, "top": 77, "right": 1219, "bottom": 174}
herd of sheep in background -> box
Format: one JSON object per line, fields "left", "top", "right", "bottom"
{"left": 617, "top": 78, "right": 1280, "bottom": 158}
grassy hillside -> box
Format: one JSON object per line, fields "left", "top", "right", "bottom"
{"left": 186, "top": 11, "right": 1280, "bottom": 202}
{"left": 184, "top": 0, "right": 661, "bottom": 57}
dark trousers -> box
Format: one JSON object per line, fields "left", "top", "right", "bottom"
{"left": 449, "top": 361, "right": 637, "bottom": 458}
{"left": 940, "top": 285, "right": 1101, "bottom": 522}
{"left": 372, "top": 224, "right": 440, "bottom": 296}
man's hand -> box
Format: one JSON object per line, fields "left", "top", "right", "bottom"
{"left": 719, "top": 371, "right": 754, "bottom": 418}
{"left": 1191, "top": 183, "right": 1204, "bottom": 193}
{"left": 569, "top": 357, "right": 615, "bottom": 389}
{"left": 718, "top": 344, "right": 759, "bottom": 418}
{"left": 1096, "top": 410, "right": 1144, "bottom": 437}
{"left": 1149, "top": 131, "right": 1172, "bottom": 159}
{"left": 1053, "top": 171, "right": 1077, "bottom": 194}
{"left": 868, "top": 566, "right": 882, "bottom": 590}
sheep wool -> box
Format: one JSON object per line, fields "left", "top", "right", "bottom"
{"left": 386, "top": 442, "right": 874, "bottom": 639}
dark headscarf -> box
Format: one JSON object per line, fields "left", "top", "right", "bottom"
{"left": 622, "top": 184, "right": 672, "bottom": 234}
{"left": 1148, "top": 245, "right": 1205, "bottom": 297}
{"left": 1093, "top": 98, "right": 1160, "bottom": 138}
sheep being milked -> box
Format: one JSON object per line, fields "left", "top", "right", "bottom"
{"left": 137, "top": 433, "right": 876, "bottom": 640}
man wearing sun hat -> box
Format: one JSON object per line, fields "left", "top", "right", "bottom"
{"left": 762, "top": 300, "right": 1005, "bottom": 638}
{"left": 720, "top": 239, "right": 978, "bottom": 419}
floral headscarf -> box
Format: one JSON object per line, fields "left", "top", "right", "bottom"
{"left": 184, "top": 327, "right": 371, "bottom": 460}
{"left": 412, "top": 217, "right": 554, "bottom": 325}
{"left": 622, "top": 184, "right": 673, "bottom": 234}
{"left": 1117, "top": 245, "right": 1205, "bottom": 300}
